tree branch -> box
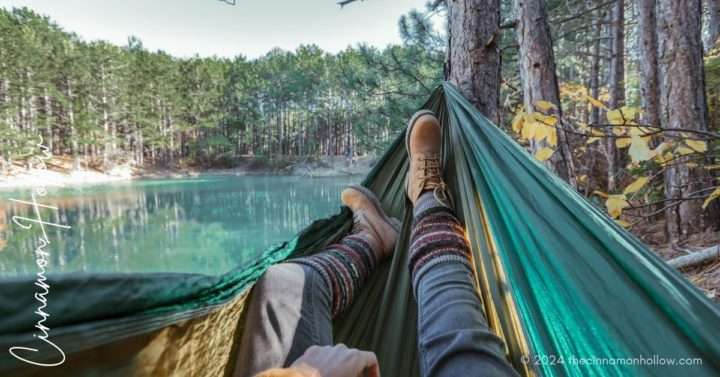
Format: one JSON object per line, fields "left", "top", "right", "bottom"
{"left": 667, "top": 245, "right": 720, "bottom": 269}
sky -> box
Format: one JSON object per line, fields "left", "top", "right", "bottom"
{"left": 0, "top": 0, "right": 430, "bottom": 59}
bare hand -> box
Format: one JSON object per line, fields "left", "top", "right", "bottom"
{"left": 290, "top": 344, "right": 380, "bottom": 377}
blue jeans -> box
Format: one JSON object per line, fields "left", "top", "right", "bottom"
{"left": 413, "top": 258, "right": 519, "bottom": 376}
{"left": 235, "top": 257, "right": 517, "bottom": 377}
{"left": 235, "top": 240, "right": 518, "bottom": 377}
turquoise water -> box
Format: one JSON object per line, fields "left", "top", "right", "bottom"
{"left": 0, "top": 175, "right": 359, "bottom": 276}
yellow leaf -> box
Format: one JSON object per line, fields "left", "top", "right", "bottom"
{"left": 607, "top": 109, "right": 625, "bottom": 125}
{"left": 534, "top": 100, "right": 557, "bottom": 112}
{"left": 623, "top": 176, "right": 649, "bottom": 195}
{"left": 535, "top": 147, "right": 555, "bottom": 161}
{"left": 705, "top": 164, "right": 720, "bottom": 170}
{"left": 613, "top": 126, "right": 627, "bottom": 136}
{"left": 629, "top": 135, "right": 652, "bottom": 162}
{"left": 587, "top": 137, "right": 600, "bottom": 145}
{"left": 593, "top": 190, "right": 610, "bottom": 199}
{"left": 685, "top": 139, "right": 707, "bottom": 152}
{"left": 615, "top": 219, "right": 631, "bottom": 228}
{"left": 536, "top": 113, "right": 558, "bottom": 126}
{"left": 578, "top": 174, "right": 588, "bottom": 183}
{"left": 511, "top": 111, "right": 525, "bottom": 133}
{"left": 628, "top": 126, "right": 644, "bottom": 136}
{"left": 585, "top": 95, "right": 608, "bottom": 110}
{"left": 606, "top": 195, "right": 629, "bottom": 218}
{"left": 702, "top": 187, "right": 720, "bottom": 209}
{"left": 521, "top": 114, "right": 538, "bottom": 139}
{"left": 616, "top": 137, "right": 632, "bottom": 148}
{"left": 654, "top": 151, "right": 674, "bottom": 165}
{"left": 546, "top": 127, "right": 558, "bottom": 146}
{"left": 533, "top": 123, "right": 549, "bottom": 142}
{"left": 577, "top": 121, "right": 589, "bottom": 131}
{"left": 593, "top": 190, "right": 609, "bottom": 199}
{"left": 521, "top": 119, "right": 538, "bottom": 140}
{"left": 620, "top": 105, "right": 640, "bottom": 120}
{"left": 676, "top": 146, "right": 695, "bottom": 156}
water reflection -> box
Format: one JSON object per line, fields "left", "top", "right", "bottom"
{"left": 0, "top": 175, "right": 358, "bottom": 276}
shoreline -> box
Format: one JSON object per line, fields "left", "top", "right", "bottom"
{"left": 0, "top": 156, "right": 374, "bottom": 190}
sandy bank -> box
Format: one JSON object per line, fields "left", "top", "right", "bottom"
{"left": 0, "top": 156, "right": 375, "bottom": 190}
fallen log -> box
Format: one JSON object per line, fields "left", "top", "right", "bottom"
{"left": 667, "top": 245, "right": 720, "bottom": 269}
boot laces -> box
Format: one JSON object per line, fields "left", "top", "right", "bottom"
{"left": 418, "top": 154, "right": 452, "bottom": 207}
{"left": 351, "top": 214, "right": 363, "bottom": 234}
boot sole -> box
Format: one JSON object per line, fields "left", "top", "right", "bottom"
{"left": 345, "top": 184, "right": 401, "bottom": 233}
{"left": 404, "top": 110, "right": 441, "bottom": 201}
{"left": 404, "top": 109, "right": 438, "bottom": 155}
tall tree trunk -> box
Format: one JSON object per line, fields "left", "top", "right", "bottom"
{"left": 514, "top": 0, "right": 575, "bottom": 184}
{"left": 638, "top": 0, "right": 661, "bottom": 129}
{"left": 589, "top": 8, "right": 603, "bottom": 127}
{"left": 43, "top": 87, "right": 53, "bottom": 154}
{"left": 101, "top": 65, "right": 112, "bottom": 169}
{"left": 706, "top": 0, "right": 720, "bottom": 51}
{"left": 66, "top": 80, "right": 80, "bottom": 170}
{"left": 446, "top": 0, "right": 501, "bottom": 122}
{"left": 657, "top": 0, "right": 713, "bottom": 241}
{"left": 606, "top": 0, "right": 625, "bottom": 192}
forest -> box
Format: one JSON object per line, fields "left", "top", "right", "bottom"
{"left": 0, "top": 7, "right": 442, "bottom": 168}
{"left": 1, "top": 1, "right": 719, "bottom": 250}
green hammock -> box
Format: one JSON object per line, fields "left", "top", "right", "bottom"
{"left": 1, "top": 82, "right": 719, "bottom": 377}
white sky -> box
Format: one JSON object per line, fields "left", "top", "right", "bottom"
{"left": 0, "top": 0, "right": 430, "bottom": 59}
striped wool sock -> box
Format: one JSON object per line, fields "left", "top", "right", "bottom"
{"left": 409, "top": 191, "right": 472, "bottom": 286}
{"left": 290, "top": 234, "right": 377, "bottom": 318}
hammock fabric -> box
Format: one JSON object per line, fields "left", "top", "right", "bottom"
{"left": 1, "top": 82, "right": 719, "bottom": 377}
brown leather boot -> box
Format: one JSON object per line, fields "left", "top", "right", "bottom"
{"left": 341, "top": 185, "right": 401, "bottom": 258}
{"left": 405, "top": 110, "right": 449, "bottom": 207}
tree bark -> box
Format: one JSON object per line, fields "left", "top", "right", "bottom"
{"left": 589, "top": 8, "right": 603, "bottom": 127}
{"left": 606, "top": 0, "right": 625, "bottom": 192}
{"left": 657, "top": 0, "right": 712, "bottom": 241}
{"left": 637, "top": 0, "right": 661, "bottom": 129}
{"left": 446, "top": 0, "right": 501, "bottom": 122}
{"left": 66, "top": 79, "right": 80, "bottom": 170}
{"left": 101, "top": 65, "right": 112, "bottom": 169}
{"left": 706, "top": 0, "right": 720, "bottom": 51}
{"left": 667, "top": 244, "right": 720, "bottom": 269}
{"left": 43, "top": 87, "right": 53, "bottom": 154}
{"left": 514, "top": 0, "right": 575, "bottom": 183}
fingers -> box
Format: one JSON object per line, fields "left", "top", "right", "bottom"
{"left": 357, "top": 351, "right": 379, "bottom": 377}
{"left": 366, "top": 364, "right": 381, "bottom": 377}
{"left": 292, "top": 344, "right": 379, "bottom": 377}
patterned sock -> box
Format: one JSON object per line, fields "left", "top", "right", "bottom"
{"left": 413, "top": 190, "right": 449, "bottom": 218}
{"left": 409, "top": 191, "right": 472, "bottom": 287}
{"left": 290, "top": 234, "right": 377, "bottom": 318}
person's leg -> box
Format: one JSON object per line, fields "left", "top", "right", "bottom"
{"left": 234, "top": 263, "right": 332, "bottom": 377}
{"left": 405, "top": 111, "right": 518, "bottom": 377}
{"left": 410, "top": 193, "right": 519, "bottom": 377}
{"left": 234, "top": 187, "right": 398, "bottom": 377}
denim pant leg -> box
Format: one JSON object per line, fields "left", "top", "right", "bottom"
{"left": 234, "top": 263, "right": 333, "bottom": 377}
{"left": 414, "top": 259, "right": 520, "bottom": 377}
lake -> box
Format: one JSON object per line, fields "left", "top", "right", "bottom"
{"left": 0, "top": 175, "right": 359, "bottom": 277}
